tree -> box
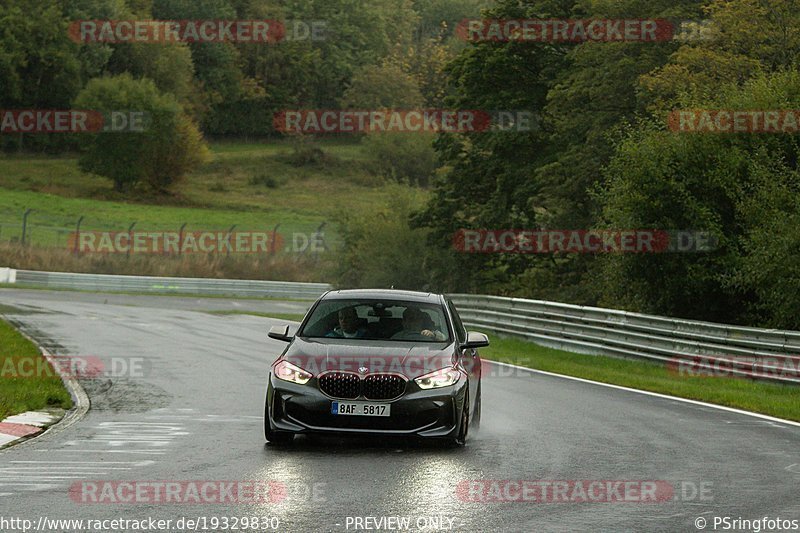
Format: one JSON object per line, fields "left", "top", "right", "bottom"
{"left": 74, "top": 74, "right": 209, "bottom": 192}
{"left": 596, "top": 70, "right": 800, "bottom": 325}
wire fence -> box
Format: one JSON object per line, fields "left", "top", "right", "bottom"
{"left": 0, "top": 209, "right": 340, "bottom": 256}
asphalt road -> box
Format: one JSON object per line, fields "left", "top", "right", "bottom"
{"left": 0, "top": 288, "right": 798, "bottom": 532}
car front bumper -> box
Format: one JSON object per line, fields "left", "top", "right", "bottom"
{"left": 266, "top": 374, "right": 468, "bottom": 439}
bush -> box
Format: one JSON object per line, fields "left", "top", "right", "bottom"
{"left": 74, "top": 74, "right": 209, "bottom": 193}
{"left": 248, "top": 173, "right": 281, "bottom": 188}
{"left": 278, "top": 138, "right": 340, "bottom": 169}
{"left": 362, "top": 132, "right": 438, "bottom": 187}
{"left": 329, "top": 185, "right": 435, "bottom": 290}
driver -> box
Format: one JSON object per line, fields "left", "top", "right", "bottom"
{"left": 391, "top": 307, "right": 446, "bottom": 341}
{"left": 326, "top": 306, "right": 368, "bottom": 338}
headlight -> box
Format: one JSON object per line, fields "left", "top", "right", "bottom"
{"left": 415, "top": 368, "right": 461, "bottom": 389}
{"left": 274, "top": 360, "right": 312, "bottom": 385}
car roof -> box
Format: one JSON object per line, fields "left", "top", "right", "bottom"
{"left": 322, "top": 289, "right": 443, "bottom": 304}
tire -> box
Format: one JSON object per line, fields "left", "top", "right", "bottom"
{"left": 448, "top": 390, "right": 469, "bottom": 447}
{"left": 264, "top": 396, "right": 293, "bottom": 446}
{"left": 472, "top": 383, "right": 481, "bottom": 432}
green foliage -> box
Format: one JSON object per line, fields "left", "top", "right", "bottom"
{"left": 330, "top": 186, "right": 434, "bottom": 290}
{"left": 74, "top": 74, "right": 209, "bottom": 192}
{"left": 597, "top": 70, "right": 800, "bottom": 325}
{"left": 362, "top": 133, "right": 438, "bottom": 186}
{"left": 340, "top": 63, "right": 424, "bottom": 109}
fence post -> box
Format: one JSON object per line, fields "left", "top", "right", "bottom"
{"left": 74, "top": 216, "right": 85, "bottom": 255}
{"left": 127, "top": 222, "right": 136, "bottom": 258}
{"left": 270, "top": 223, "right": 281, "bottom": 255}
{"left": 226, "top": 225, "right": 236, "bottom": 257}
{"left": 313, "top": 221, "right": 328, "bottom": 258}
{"left": 178, "top": 222, "right": 187, "bottom": 256}
{"left": 20, "top": 208, "right": 33, "bottom": 246}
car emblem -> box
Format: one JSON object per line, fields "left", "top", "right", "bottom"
{"left": 358, "top": 366, "right": 368, "bottom": 374}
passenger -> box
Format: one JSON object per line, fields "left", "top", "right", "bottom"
{"left": 391, "top": 307, "right": 446, "bottom": 341}
{"left": 326, "top": 307, "right": 368, "bottom": 338}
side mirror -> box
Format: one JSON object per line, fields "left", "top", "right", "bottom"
{"left": 268, "top": 325, "right": 293, "bottom": 343}
{"left": 461, "top": 331, "right": 489, "bottom": 350}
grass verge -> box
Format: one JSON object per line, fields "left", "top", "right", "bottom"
{"left": 482, "top": 334, "right": 800, "bottom": 422}
{"left": 0, "top": 318, "right": 73, "bottom": 421}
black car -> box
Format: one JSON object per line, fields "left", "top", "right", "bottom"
{"left": 264, "top": 289, "right": 488, "bottom": 446}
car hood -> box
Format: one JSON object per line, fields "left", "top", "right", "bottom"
{"left": 282, "top": 337, "right": 455, "bottom": 379}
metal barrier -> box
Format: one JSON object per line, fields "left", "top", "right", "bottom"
{"left": 2, "top": 268, "right": 797, "bottom": 383}
{"left": 3, "top": 268, "right": 332, "bottom": 300}
{"left": 449, "top": 294, "right": 800, "bottom": 385}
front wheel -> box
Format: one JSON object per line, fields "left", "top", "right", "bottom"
{"left": 448, "top": 390, "right": 469, "bottom": 447}
{"left": 472, "top": 384, "right": 481, "bottom": 432}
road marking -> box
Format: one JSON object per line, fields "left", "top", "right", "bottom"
{"left": 10, "top": 460, "right": 155, "bottom": 466}
{"left": 488, "top": 359, "right": 800, "bottom": 429}
{"left": 44, "top": 449, "right": 165, "bottom": 454}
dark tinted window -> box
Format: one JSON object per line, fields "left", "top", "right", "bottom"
{"left": 299, "top": 299, "right": 451, "bottom": 342}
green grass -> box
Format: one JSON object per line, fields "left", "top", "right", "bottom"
{"left": 0, "top": 138, "right": 427, "bottom": 248}
{"left": 0, "top": 318, "right": 73, "bottom": 421}
{"left": 482, "top": 334, "right": 800, "bottom": 422}
{"left": 206, "top": 310, "right": 307, "bottom": 321}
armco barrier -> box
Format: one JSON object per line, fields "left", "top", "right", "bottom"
{"left": 2, "top": 268, "right": 331, "bottom": 300}
{"left": 449, "top": 294, "right": 800, "bottom": 385}
{"left": 2, "top": 268, "right": 797, "bottom": 384}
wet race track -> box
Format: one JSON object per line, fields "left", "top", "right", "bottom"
{"left": 0, "top": 288, "right": 799, "bottom": 532}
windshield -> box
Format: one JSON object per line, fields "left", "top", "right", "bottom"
{"left": 298, "top": 299, "right": 451, "bottom": 343}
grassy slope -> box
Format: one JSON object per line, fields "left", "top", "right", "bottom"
{"left": 0, "top": 138, "right": 423, "bottom": 247}
{"left": 0, "top": 318, "right": 73, "bottom": 420}
{"left": 482, "top": 334, "right": 800, "bottom": 422}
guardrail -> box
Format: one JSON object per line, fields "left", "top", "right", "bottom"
{"left": 2, "top": 268, "right": 332, "bottom": 300}
{"left": 2, "top": 268, "right": 797, "bottom": 384}
{"left": 449, "top": 294, "right": 800, "bottom": 385}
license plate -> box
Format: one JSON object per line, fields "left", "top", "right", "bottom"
{"left": 331, "top": 401, "right": 391, "bottom": 417}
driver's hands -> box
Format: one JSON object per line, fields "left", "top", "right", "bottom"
{"left": 421, "top": 330, "right": 445, "bottom": 340}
